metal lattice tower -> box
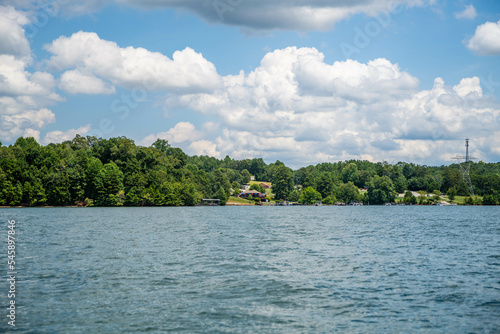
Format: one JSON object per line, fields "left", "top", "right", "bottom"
{"left": 452, "top": 138, "right": 476, "bottom": 196}
{"left": 465, "top": 138, "right": 470, "bottom": 162}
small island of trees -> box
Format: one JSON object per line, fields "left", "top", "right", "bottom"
{"left": 0, "top": 135, "right": 499, "bottom": 207}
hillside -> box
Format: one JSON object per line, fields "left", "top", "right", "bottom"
{"left": 0, "top": 135, "right": 499, "bottom": 206}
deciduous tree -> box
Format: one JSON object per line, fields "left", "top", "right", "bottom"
{"left": 272, "top": 163, "right": 293, "bottom": 200}
{"left": 299, "top": 187, "right": 322, "bottom": 204}
{"left": 367, "top": 175, "right": 396, "bottom": 204}
{"left": 95, "top": 162, "right": 124, "bottom": 206}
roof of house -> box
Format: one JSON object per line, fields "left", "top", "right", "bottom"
{"left": 241, "top": 190, "right": 261, "bottom": 194}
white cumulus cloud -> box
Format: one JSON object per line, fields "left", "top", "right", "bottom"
{"left": 188, "top": 140, "right": 221, "bottom": 158}
{"left": 1, "top": 3, "right": 498, "bottom": 165}
{"left": 466, "top": 20, "right": 500, "bottom": 55}
{"left": 42, "top": 124, "right": 92, "bottom": 144}
{"left": 0, "top": 108, "right": 55, "bottom": 142}
{"left": 59, "top": 69, "right": 116, "bottom": 95}
{"left": 140, "top": 122, "right": 202, "bottom": 147}
{"left": 163, "top": 47, "right": 500, "bottom": 166}
{"left": 0, "top": 6, "right": 62, "bottom": 143}
{"left": 0, "top": 55, "right": 58, "bottom": 99}
{"left": 454, "top": 4, "right": 477, "bottom": 20}
{"left": 453, "top": 77, "right": 482, "bottom": 98}
{"left": 45, "top": 31, "right": 222, "bottom": 93}
{"left": 0, "top": 5, "right": 31, "bottom": 58}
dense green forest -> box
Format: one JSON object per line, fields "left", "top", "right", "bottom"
{"left": 0, "top": 135, "right": 499, "bottom": 206}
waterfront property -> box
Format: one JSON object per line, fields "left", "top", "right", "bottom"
{"left": 239, "top": 190, "right": 267, "bottom": 199}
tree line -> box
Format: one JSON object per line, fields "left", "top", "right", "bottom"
{"left": 0, "top": 136, "right": 499, "bottom": 206}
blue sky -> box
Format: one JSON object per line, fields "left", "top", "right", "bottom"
{"left": 1, "top": 0, "right": 500, "bottom": 167}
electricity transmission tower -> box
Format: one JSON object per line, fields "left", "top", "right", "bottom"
{"left": 452, "top": 138, "right": 476, "bottom": 196}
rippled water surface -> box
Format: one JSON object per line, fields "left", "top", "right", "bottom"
{"left": 1, "top": 206, "right": 499, "bottom": 333}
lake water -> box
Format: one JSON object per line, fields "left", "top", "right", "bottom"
{"left": 1, "top": 206, "right": 499, "bottom": 333}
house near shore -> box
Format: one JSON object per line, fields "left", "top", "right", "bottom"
{"left": 239, "top": 190, "right": 267, "bottom": 199}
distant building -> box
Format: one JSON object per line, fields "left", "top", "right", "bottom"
{"left": 260, "top": 183, "right": 270, "bottom": 189}
{"left": 250, "top": 176, "right": 255, "bottom": 181}
{"left": 240, "top": 190, "right": 266, "bottom": 199}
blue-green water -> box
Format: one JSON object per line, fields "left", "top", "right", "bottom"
{"left": 1, "top": 207, "right": 499, "bottom": 333}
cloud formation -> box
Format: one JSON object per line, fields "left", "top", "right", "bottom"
{"left": 1, "top": 4, "right": 498, "bottom": 166}
{"left": 43, "top": 124, "right": 92, "bottom": 144}
{"left": 118, "top": 0, "right": 434, "bottom": 31}
{"left": 466, "top": 20, "right": 500, "bottom": 55}
{"left": 0, "top": 5, "right": 30, "bottom": 58}
{"left": 158, "top": 47, "right": 499, "bottom": 166}
{"left": 140, "top": 122, "right": 202, "bottom": 146}
{"left": 0, "top": 6, "right": 61, "bottom": 141}
{"left": 5, "top": 0, "right": 432, "bottom": 31}
{"left": 189, "top": 139, "right": 220, "bottom": 158}
{"left": 45, "top": 31, "right": 222, "bottom": 93}
{"left": 0, "top": 108, "right": 55, "bottom": 142}
{"left": 454, "top": 4, "right": 477, "bottom": 20}
{"left": 59, "top": 69, "right": 116, "bottom": 95}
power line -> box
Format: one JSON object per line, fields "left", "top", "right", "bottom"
{"left": 451, "top": 138, "right": 476, "bottom": 196}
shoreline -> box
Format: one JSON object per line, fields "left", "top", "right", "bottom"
{"left": 1, "top": 204, "right": 496, "bottom": 208}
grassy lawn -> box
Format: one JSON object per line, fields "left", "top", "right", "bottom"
{"left": 227, "top": 196, "right": 254, "bottom": 205}
{"left": 249, "top": 180, "right": 271, "bottom": 186}
{"left": 450, "top": 196, "right": 467, "bottom": 204}
{"left": 248, "top": 181, "right": 273, "bottom": 194}
{"left": 395, "top": 194, "right": 481, "bottom": 205}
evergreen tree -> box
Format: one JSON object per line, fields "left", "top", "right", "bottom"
{"left": 316, "top": 172, "right": 336, "bottom": 198}
{"left": 272, "top": 163, "right": 293, "bottom": 200}
{"left": 394, "top": 174, "right": 408, "bottom": 193}
{"left": 447, "top": 187, "right": 457, "bottom": 201}
{"left": 240, "top": 169, "right": 252, "bottom": 184}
